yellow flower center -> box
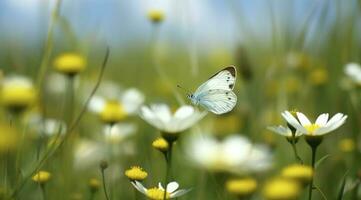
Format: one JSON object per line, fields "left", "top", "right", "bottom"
{"left": 54, "top": 53, "right": 86, "bottom": 75}
{"left": 147, "top": 10, "right": 165, "bottom": 23}
{"left": 146, "top": 187, "right": 170, "bottom": 200}
{"left": 304, "top": 124, "right": 320, "bottom": 135}
{"left": 152, "top": 138, "right": 169, "bottom": 152}
{"left": 32, "top": 171, "right": 51, "bottom": 184}
{"left": 100, "top": 101, "right": 127, "bottom": 124}
{"left": 281, "top": 164, "right": 313, "bottom": 184}
{"left": 263, "top": 178, "right": 301, "bottom": 200}
{"left": 226, "top": 178, "right": 257, "bottom": 197}
{"left": 124, "top": 166, "right": 148, "bottom": 181}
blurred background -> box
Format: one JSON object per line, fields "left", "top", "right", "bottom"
{"left": 0, "top": 0, "right": 361, "bottom": 199}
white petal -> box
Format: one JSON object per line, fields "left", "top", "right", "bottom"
{"left": 151, "top": 104, "right": 172, "bottom": 123}
{"left": 222, "top": 136, "right": 251, "bottom": 165}
{"left": 139, "top": 106, "right": 165, "bottom": 130}
{"left": 88, "top": 96, "right": 105, "bottom": 113}
{"left": 325, "top": 113, "right": 344, "bottom": 127}
{"left": 172, "top": 111, "right": 206, "bottom": 132}
{"left": 171, "top": 189, "right": 191, "bottom": 198}
{"left": 345, "top": 63, "right": 361, "bottom": 83}
{"left": 166, "top": 182, "right": 179, "bottom": 193}
{"left": 267, "top": 126, "right": 291, "bottom": 137}
{"left": 315, "top": 113, "right": 329, "bottom": 127}
{"left": 281, "top": 111, "right": 306, "bottom": 133}
{"left": 186, "top": 134, "right": 218, "bottom": 167}
{"left": 174, "top": 106, "right": 194, "bottom": 120}
{"left": 316, "top": 115, "right": 347, "bottom": 135}
{"left": 158, "top": 182, "right": 165, "bottom": 191}
{"left": 131, "top": 181, "right": 147, "bottom": 195}
{"left": 296, "top": 112, "right": 312, "bottom": 126}
{"left": 121, "top": 88, "right": 145, "bottom": 114}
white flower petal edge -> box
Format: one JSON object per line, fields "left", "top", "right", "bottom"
{"left": 344, "top": 63, "right": 361, "bottom": 83}
{"left": 121, "top": 88, "right": 145, "bottom": 114}
{"left": 316, "top": 114, "right": 347, "bottom": 135}
{"left": 281, "top": 111, "right": 307, "bottom": 133}
{"left": 88, "top": 96, "right": 106, "bottom": 113}
{"left": 166, "top": 182, "right": 179, "bottom": 193}
{"left": 131, "top": 181, "right": 147, "bottom": 194}
{"left": 171, "top": 189, "right": 192, "bottom": 198}
{"left": 296, "top": 112, "right": 311, "bottom": 126}
{"left": 139, "top": 104, "right": 206, "bottom": 133}
{"left": 267, "top": 125, "right": 303, "bottom": 137}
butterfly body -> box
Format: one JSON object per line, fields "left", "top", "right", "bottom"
{"left": 188, "top": 66, "right": 237, "bottom": 115}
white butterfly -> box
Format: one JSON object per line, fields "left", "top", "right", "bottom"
{"left": 187, "top": 66, "right": 237, "bottom": 115}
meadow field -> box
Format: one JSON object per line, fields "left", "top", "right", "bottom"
{"left": 0, "top": 0, "right": 360, "bottom": 199}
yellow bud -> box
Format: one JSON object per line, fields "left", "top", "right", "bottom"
{"left": 1, "top": 77, "right": 36, "bottom": 112}
{"left": 263, "top": 178, "right": 301, "bottom": 200}
{"left": 281, "top": 164, "right": 313, "bottom": 185}
{"left": 338, "top": 138, "right": 355, "bottom": 153}
{"left": 54, "top": 53, "right": 86, "bottom": 75}
{"left": 32, "top": 171, "right": 51, "bottom": 184}
{"left": 226, "top": 177, "right": 257, "bottom": 197}
{"left": 309, "top": 68, "right": 328, "bottom": 86}
{"left": 147, "top": 9, "right": 165, "bottom": 23}
{"left": 152, "top": 137, "right": 169, "bottom": 152}
{"left": 88, "top": 178, "right": 101, "bottom": 191}
{"left": 125, "top": 166, "right": 148, "bottom": 181}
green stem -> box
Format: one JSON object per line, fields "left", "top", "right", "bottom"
{"left": 101, "top": 168, "right": 110, "bottom": 200}
{"left": 14, "top": 116, "right": 26, "bottom": 186}
{"left": 163, "top": 142, "right": 173, "bottom": 200}
{"left": 36, "top": 0, "right": 62, "bottom": 89}
{"left": 290, "top": 137, "right": 303, "bottom": 164}
{"left": 89, "top": 191, "right": 95, "bottom": 200}
{"left": 40, "top": 184, "right": 47, "bottom": 200}
{"left": 134, "top": 188, "right": 139, "bottom": 200}
{"left": 308, "top": 146, "right": 318, "bottom": 200}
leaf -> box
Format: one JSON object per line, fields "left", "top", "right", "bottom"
{"left": 337, "top": 171, "right": 349, "bottom": 200}
{"left": 315, "top": 154, "right": 331, "bottom": 169}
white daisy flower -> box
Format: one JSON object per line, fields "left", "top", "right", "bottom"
{"left": 103, "top": 123, "right": 136, "bottom": 144}
{"left": 73, "top": 140, "right": 106, "bottom": 170}
{"left": 28, "top": 114, "right": 66, "bottom": 137}
{"left": 186, "top": 134, "right": 272, "bottom": 174}
{"left": 139, "top": 104, "right": 206, "bottom": 134}
{"left": 131, "top": 181, "right": 190, "bottom": 200}
{"left": 89, "top": 87, "right": 145, "bottom": 124}
{"left": 281, "top": 111, "right": 347, "bottom": 136}
{"left": 344, "top": 62, "right": 361, "bottom": 85}
{"left": 267, "top": 125, "right": 302, "bottom": 138}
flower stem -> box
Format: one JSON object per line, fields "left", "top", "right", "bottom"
{"left": 163, "top": 142, "right": 173, "bottom": 200}
{"left": 308, "top": 146, "right": 318, "bottom": 200}
{"left": 290, "top": 137, "right": 303, "bottom": 164}
{"left": 40, "top": 184, "right": 47, "bottom": 200}
{"left": 101, "top": 168, "right": 110, "bottom": 200}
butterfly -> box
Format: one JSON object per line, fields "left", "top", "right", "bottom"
{"left": 185, "top": 66, "right": 237, "bottom": 115}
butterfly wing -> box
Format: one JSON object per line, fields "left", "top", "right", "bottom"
{"left": 196, "top": 89, "right": 237, "bottom": 114}
{"left": 194, "top": 66, "right": 236, "bottom": 94}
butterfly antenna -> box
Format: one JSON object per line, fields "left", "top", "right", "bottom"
{"left": 177, "top": 84, "right": 191, "bottom": 96}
